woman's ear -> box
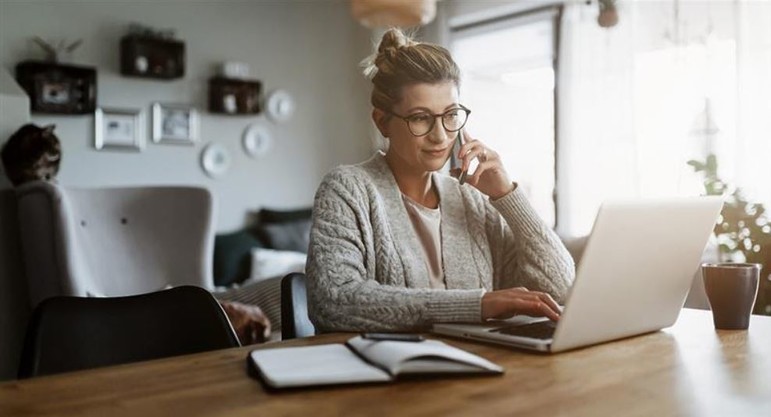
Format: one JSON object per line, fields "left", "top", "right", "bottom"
{"left": 372, "top": 108, "right": 389, "bottom": 138}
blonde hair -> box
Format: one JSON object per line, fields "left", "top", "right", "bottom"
{"left": 361, "top": 28, "right": 460, "bottom": 111}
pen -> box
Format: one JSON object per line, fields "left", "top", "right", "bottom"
{"left": 361, "top": 333, "right": 425, "bottom": 342}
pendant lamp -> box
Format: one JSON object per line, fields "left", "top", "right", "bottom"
{"left": 350, "top": 0, "right": 437, "bottom": 28}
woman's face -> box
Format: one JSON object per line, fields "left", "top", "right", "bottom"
{"left": 375, "top": 81, "right": 460, "bottom": 175}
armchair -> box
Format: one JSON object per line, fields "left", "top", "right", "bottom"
{"left": 15, "top": 181, "right": 215, "bottom": 306}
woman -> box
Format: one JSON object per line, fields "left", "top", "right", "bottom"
{"left": 306, "top": 29, "right": 574, "bottom": 332}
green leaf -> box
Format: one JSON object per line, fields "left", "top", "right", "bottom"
{"left": 687, "top": 160, "right": 705, "bottom": 172}
{"left": 706, "top": 154, "right": 718, "bottom": 173}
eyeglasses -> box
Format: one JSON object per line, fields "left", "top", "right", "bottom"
{"left": 385, "top": 105, "right": 471, "bottom": 137}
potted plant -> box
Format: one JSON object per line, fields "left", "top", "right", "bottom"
{"left": 597, "top": 0, "right": 619, "bottom": 28}
{"left": 688, "top": 154, "right": 771, "bottom": 315}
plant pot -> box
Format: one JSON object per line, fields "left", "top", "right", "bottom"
{"left": 598, "top": 8, "right": 619, "bottom": 28}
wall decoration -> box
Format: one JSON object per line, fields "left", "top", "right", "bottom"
{"left": 201, "top": 143, "right": 231, "bottom": 178}
{"left": 208, "top": 77, "right": 262, "bottom": 115}
{"left": 242, "top": 123, "right": 272, "bottom": 158}
{"left": 265, "top": 89, "right": 295, "bottom": 123}
{"left": 120, "top": 24, "right": 185, "bottom": 79}
{"left": 152, "top": 103, "right": 198, "bottom": 145}
{"left": 31, "top": 36, "right": 83, "bottom": 63}
{"left": 220, "top": 61, "right": 250, "bottom": 79}
{"left": 15, "top": 61, "right": 97, "bottom": 114}
{"left": 94, "top": 108, "right": 144, "bottom": 151}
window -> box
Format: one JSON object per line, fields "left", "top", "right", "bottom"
{"left": 449, "top": 1, "right": 770, "bottom": 238}
{"left": 556, "top": 0, "right": 771, "bottom": 238}
{"left": 450, "top": 9, "right": 560, "bottom": 228}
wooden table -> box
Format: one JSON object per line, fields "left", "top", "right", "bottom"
{"left": 2, "top": 309, "right": 769, "bottom": 417}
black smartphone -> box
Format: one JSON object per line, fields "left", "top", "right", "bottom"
{"left": 452, "top": 130, "right": 468, "bottom": 185}
{"left": 360, "top": 333, "right": 425, "bottom": 342}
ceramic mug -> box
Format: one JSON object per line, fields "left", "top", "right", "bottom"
{"left": 701, "top": 263, "right": 761, "bottom": 330}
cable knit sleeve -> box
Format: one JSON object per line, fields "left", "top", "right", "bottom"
{"left": 306, "top": 169, "right": 484, "bottom": 332}
{"left": 487, "top": 187, "right": 575, "bottom": 304}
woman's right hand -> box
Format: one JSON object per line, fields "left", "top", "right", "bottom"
{"left": 481, "top": 287, "right": 562, "bottom": 322}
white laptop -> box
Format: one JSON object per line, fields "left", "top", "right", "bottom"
{"left": 433, "top": 197, "right": 724, "bottom": 353}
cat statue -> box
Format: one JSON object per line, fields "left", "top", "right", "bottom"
{"left": 1, "top": 124, "right": 62, "bottom": 186}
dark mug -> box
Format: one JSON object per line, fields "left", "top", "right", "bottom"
{"left": 701, "top": 263, "right": 761, "bottom": 330}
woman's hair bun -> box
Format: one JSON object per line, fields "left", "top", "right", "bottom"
{"left": 361, "top": 28, "right": 417, "bottom": 80}
{"left": 361, "top": 28, "right": 460, "bottom": 111}
{"left": 377, "top": 28, "right": 414, "bottom": 55}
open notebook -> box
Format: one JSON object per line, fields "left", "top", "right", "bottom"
{"left": 247, "top": 336, "right": 503, "bottom": 389}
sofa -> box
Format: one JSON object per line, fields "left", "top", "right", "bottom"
{"left": 212, "top": 207, "right": 313, "bottom": 340}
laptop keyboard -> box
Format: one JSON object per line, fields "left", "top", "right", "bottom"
{"left": 490, "top": 320, "right": 557, "bottom": 340}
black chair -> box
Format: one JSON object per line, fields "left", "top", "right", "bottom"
{"left": 280, "top": 272, "right": 316, "bottom": 339}
{"left": 18, "top": 285, "right": 240, "bottom": 379}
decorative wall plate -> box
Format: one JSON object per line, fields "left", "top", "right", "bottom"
{"left": 200, "top": 143, "right": 231, "bottom": 178}
{"left": 265, "top": 89, "right": 295, "bottom": 123}
{"left": 242, "top": 123, "right": 272, "bottom": 158}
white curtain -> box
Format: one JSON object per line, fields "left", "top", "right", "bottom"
{"left": 557, "top": 0, "right": 771, "bottom": 238}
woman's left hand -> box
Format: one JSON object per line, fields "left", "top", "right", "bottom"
{"left": 452, "top": 130, "right": 514, "bottom": 199}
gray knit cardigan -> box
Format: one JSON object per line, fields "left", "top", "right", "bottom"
{"left": 306, "top": 152, "right": 575, "bottom": 332}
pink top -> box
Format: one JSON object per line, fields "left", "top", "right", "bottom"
{"left": 402, "top": 194, "right": 446, "bottom": 289}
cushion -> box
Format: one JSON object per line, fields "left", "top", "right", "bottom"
{"left": 248, "top": 248, "right": 307, "bottom": 283}
{"left": 259, "top": 207, "right": 312, "bottom": 223}
{"left": 255, "top": 219, "right": 312, "bottom": 253}
{"left": 214, "top": 276, "right": 283, "bottom": 336}
{"left": 213, "top": 230, "right": 265, "bottom": 287}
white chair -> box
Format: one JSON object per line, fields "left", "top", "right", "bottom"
{"left": 16, "top": 181, "right": 215, "bottom": 306}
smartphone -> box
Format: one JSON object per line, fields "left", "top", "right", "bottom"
{"left": 452, "top": 130, "right": 468, "bottom": 185}
{"left": 360, "top": 333, "right": 425, "bottom": 342}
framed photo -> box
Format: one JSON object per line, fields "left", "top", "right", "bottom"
{"left": 94, "top": 108, "right": 144, "bottom": 151}
{"left": 152, "top": 103, "right": 198, "bottom": 144}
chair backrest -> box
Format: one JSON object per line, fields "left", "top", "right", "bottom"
{"left": 17, "top": 285, "right": 239, "bottom": 379}
{"left": 280, "top": 272, "right": 315, "bottom": 339}
{"left": 15, "top": 181, "right": 215, "bottom": 306}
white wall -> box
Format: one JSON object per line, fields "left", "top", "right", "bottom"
{"left": 0, "top": 0, "right": 374, "bottom": 232}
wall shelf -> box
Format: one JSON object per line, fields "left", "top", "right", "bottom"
{"left": 208, "top": 77, "right": 262, "bottom": 115}
{"left": 120, "top": 35, "right": 185, "bottom": 80}
{"left": 15, "top": 60, "right": 97, "bottom": 114}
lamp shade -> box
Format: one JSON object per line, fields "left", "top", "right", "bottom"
{"left": 350, "top": 0, "right": 437, "bottom": 28}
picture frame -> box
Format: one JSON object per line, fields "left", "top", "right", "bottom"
{"left": 152, "top": 103, "right": 198, "bottom": 144}
{"left": 94, "top": 108, "right": 144, "bottom": 151}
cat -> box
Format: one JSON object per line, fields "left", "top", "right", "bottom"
{"left": 1, "top": 124, "right": 62, "bottom": 186}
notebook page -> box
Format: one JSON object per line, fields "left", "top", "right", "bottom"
{"left": 250, "top": 344, "right": 391, "bottom": 388}
{"left": 346, "top": 336, "right": 503, "bottom": 375}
